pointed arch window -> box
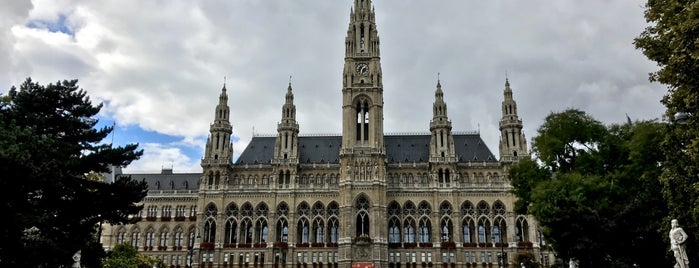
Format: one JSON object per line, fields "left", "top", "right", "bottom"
{"left": 297, "top": 218, "right": 310, "bottom": 243}
{"left": 255, "top": 219, "right": 268, "bottom": 243}
{"left": 203, "top": 219, "right": 216, "bottom": 243}
{"left": 355, "top": 195, "right": 370, "bottom": 237}
{"left": 355, "top": 100, "right": 370, "bottom": 142}
{"left": 225, "top": 219, "right": 237, "bottom": 244}
{"left": 313, "top": 218, "right": 325, "bottom": 243}
{"left": 238, "top": 218, "right": 253, "bottom": 244}
{"left": 403, "top": 218, "right": 416, "bottom": 243}
{"left": 276, "top": 218, "right": 289, "bottom": 242}
{"left": 477, "top": 219, "right": 490, "bottom": 243}
{"left": 388, "top": 217, "right": 401, "bottom": 243}
{"left": 440, "top": 218, "right": 453, "bottom": 242}
{"left": 328, "top": 218, "right": 339, "bottom": 244}
{"left": 418, "top": 218, "right": 431, "bottom": 243}
{"left": 462, "top": 219, "right": 474, "bottom": 243}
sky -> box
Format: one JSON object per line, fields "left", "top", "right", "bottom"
{"left": 0, "top": 0, "right": 666, "bottom": 173}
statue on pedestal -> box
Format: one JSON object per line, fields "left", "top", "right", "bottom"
{"left": 670, "top": 219, "right": 689, "bottom": 268}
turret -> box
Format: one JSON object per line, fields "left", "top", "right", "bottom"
{"left": 499, "top": 78, "right": 528, "bottom": 163}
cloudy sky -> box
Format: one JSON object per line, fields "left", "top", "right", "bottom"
{"left": 1, "top": 0, "right": 666, "bottom": 173}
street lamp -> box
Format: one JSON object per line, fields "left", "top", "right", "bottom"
{"left": 188, "top": 234, "right": 201, "bottom": 268}
{"left": 492, "top": 225, "right": 505, "bottom": 268}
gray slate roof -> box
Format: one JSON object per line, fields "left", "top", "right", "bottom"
{"left": 236, "top": 134, "right": 497, "bottom": 165}
{"left": 117, "top": 170, "right": 200, "bottom": 191}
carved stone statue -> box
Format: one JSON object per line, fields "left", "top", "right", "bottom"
{"left": 71, "top": 250, "right": 81, "bottom": 268}
{"left": 670, "top": 219, "right": 689, "bottom": 268}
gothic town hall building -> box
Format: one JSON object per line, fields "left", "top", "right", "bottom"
{"left": 102, "top": 1, "right": 550, "bottom": 267}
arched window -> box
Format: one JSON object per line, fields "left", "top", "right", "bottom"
{"left": 462, "top": 219, "right": 475, "bottom": 243}
{"left": 440, "top": 218, "right": 453, "bottom": 242}
{"left": 225, "top": 219, "right": 237, "bottom": 244}
{"left": 240, "top": 218, "right": 253, "bottom": 244}
{"left": 403, "top": 218, "right": 416, "bottom": 243}
{"left": 130, "top": 229, "right": 140, "bottom": 248}
{"left": 388, "top": 201, "right": 401, "bottom": 216}
{"left": 493, "top": 201, "right": 506, "bottom": 215}
{"left": 494, "top": 217, "right": 507, "bottom": 244}
{"left": 297, "top": 218, "right": 310, "bottom": 243}
{"left": 313, "top": 218, "right": 325, "bottom": 243}
{"left": 145, "top": 229, "right": 155, "bottom": 247}
{"left": 328, "top": 218, "right": 339, "bottom": 244}
{"left": 174, "top": 228, "right": 184, "bottom": 247}
{"left": 516, "top": 218, "right": 529, "bottom": 242}
{"left": 355, "top": 100, "right": 370, "bottom": 142}
{"left": 355, "top": 195, "right": 370, "bottom": 237}
{"left": 203, "top": 219, "right": 216, "bottom": 243}
{"left": 226, "top": 203, "right": 238, "bottom": 218}
{"left": 388, "top": 217, "right": 401, "bottom": 243}
{"left": 276, "top": 218, "right": 289, "bottom": 242}
{"left": 313, "top": 202, "right": 325, "bottom": 217}
{"left": 418, "top": 218, "right": 431, "bottom": 243}
{"left": 477, "top": 218, "right": 490, "bottom": 243}
{"left": 116, "top": 229, "right": 126, "bottom": 244}
{"left": 255, "top": 219, "right": 268, "bottom": 243}
{"left": 159, "top": 228, "right": 169, "bottom": 247}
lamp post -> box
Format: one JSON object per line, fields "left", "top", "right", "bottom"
{"left": 492, "top": 226, "right": 505, "bottom": 268}
{"left": 188, "top": 234, "right": 201, "bottom": 268}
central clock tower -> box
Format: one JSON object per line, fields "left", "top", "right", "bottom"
{"left": 339, "top": 0, "right": 388, "bottom": 267}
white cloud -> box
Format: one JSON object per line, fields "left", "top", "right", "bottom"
{"left": 124, "top": 143, "right": 202, "bottom": 173}
{"left": 1, "top": 1, "right": 666, "bottom": 171}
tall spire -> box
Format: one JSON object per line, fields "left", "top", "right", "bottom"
{"left": 202, "top": 81, "right": 234, "bottom": 168}
{"left": 274, "top": 80, "right": 299, "bottom": 162}
{"left": 499, "top": 78, "right": 527, "bottom": 163}
{"left": 429, "top": 79, "right": 455, "bottom": 162}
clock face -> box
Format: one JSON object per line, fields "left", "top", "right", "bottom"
{"left": 356, "top": 63, "right": 369, "bottom": 76}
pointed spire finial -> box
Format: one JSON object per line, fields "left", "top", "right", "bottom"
{"left": 222, "top": 76, "right": 227, "bottom": 90}
{"left": 505, "top": 71, "right": 510, "bottom": 87}
{"left": 437, "top": 72, "right": 441, "bottom": 88}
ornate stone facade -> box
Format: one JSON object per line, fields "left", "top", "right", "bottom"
{"left": 102, "top": 1, "right": 551, "bottom": 267}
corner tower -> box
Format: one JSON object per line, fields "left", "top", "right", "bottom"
{"left": 201, "top": 83, "right": 234, "bottom": 190}
{"left": 498, "top": 79, "right": 528, "bottom": 163}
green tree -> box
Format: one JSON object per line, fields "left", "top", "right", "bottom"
{"left": 102, "top": 243, "right": 165, "bottom": 268}
{"left": 0, "top": 78, "right": 148, "bottom": 267}
{"left": 510, "top": 109, "right": 669, "bottom": 267}
{"left": 635, "top": 0, "right": 699, "bottom": 265}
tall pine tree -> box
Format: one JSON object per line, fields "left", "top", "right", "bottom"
{"left": 0, "top": 78, "right": 147, "bottom": 267}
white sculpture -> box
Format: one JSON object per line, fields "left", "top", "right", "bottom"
{"left": 71, "top": 250, "right": 81, "bottom": 268}
{"left": 670, "top": 219, "right": 689, "bottom": 268}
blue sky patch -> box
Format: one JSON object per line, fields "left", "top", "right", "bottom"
{"left": 26, "top": 14, "right": 74, "bottom": 36}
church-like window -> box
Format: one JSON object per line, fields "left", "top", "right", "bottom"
{"left": 203, "top": 219, "right": 216, "bottom": 243}
{"left": 355, "top": 100, "right": 369, "bottom": 142}
{"left": 225, "top": 219, "right": 237, "bottom": 244}
{"left": 313, "top": 219, "right": 325, "bottom": 243}
{"left": 297, "top": 218, "right": 309, "bottom": 243}
{"left": 388, "top": 218, "right": 401, "bottom": 243}
{"left": 404, "top": 218, "right": 416, "bottom": 243}
{"left": 418, "top": 218, "right": 431, "bottom": 243}
{"left": 256, "top": 219, "right": 268, "bottom": 243}
{"left": 440, "top": 218, "right": 452, "bottom": 242}
{"left": 328, "top": 218, "right": 339, "bottom": 244}
{"left": 462, "top": 219, "right": 474, "bottom": 243}
{"left": 241, "top": 218, "right": 253, "bottom": 244}
{"left": 355, "top": 195, "right": 370, "bottom": 237}
{"left": 276, "top": 218, "right": 289, "bottom": 242}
